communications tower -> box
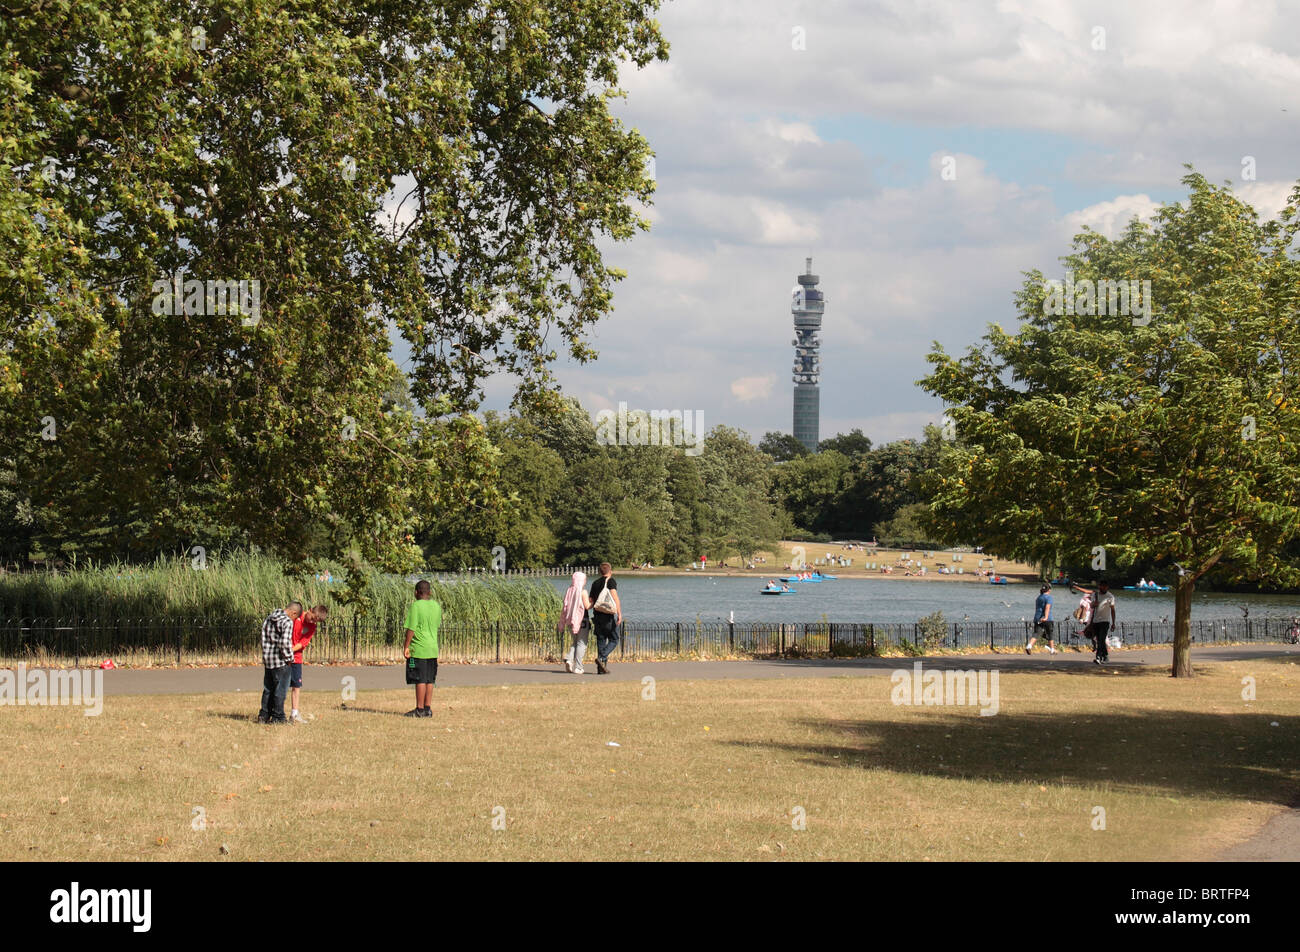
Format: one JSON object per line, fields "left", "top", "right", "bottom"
{"left": 791, "top": 257, "right": 824, "bottom": 452}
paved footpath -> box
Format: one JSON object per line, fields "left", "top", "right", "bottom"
{"left": 92, "top": 643, "right": 1298, "bottom": 695}
{"left": 76, "top": 643, "right": 1300, "bottom": 861}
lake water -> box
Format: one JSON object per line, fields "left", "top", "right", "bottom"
{"left": 544, "top": 575, "right": 1300, "bottom": 625}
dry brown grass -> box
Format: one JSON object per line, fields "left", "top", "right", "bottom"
{"left": 2, "top": 659, "right": 1297, "bottom": 861}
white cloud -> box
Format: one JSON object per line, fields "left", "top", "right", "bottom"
{"left": 1238, "top": 181, "right": 1297, "bottom": 221}
{"left": 730, "top": 375, "right": 775, "bottom": 402}
{"left": 507, "top": 1, "right": 1300, "bottom": 445}
{"left": 1062, "top": 194, "right": 1162, "bottom": 241}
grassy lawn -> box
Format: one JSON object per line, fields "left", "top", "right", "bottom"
{"left": 2, "top": 659, "right": 1297, "bottom": 861}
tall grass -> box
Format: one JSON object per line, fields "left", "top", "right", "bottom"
{"left": 0, "top": 551, "right": 560, "bottom": 630}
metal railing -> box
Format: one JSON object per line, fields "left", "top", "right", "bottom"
{"left": 0, "top": 616, "right": 1293, "bottom": 666}
{"left": 440, "top": 565, "right": 599, "bottom": 579}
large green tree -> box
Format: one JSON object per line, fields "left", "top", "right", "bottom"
{"left": 1, "top": 0, "right": 666, "bottom": 580}
{"left": 921, "top": 171, "right": 1300, "bottom": 677}
{"left": 769, "top": 449, "right": 851, "bottom": 534}
{"left": 697, "top": 426, "right": 784, "bottom": 561}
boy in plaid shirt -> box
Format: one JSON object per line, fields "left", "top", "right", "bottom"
{"left": 257, "top": 602, "right": 301, "bottom": 723}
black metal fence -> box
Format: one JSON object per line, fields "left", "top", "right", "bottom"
{"left": 0, "top": 616, "right": 1294, "bottom": 666}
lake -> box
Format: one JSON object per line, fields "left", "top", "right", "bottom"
{"left": 544, "top": 575, "right": 1300, "bottom": 625}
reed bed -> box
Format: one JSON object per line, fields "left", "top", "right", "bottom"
{"left": 0, "top": 552, "right": 560, "bottom": 632}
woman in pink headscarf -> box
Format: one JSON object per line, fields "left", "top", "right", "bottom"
{"left": 557, "top": 571, "right": 593, "bottom": 674}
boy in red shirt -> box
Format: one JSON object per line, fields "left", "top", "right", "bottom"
{"left": 290, "top": 604, "right": 328, "bottom": 723}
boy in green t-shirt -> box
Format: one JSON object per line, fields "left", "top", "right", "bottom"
{"left": 402, "top": 579, "right": 442, "bottom": 717}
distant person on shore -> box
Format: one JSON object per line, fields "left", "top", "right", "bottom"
{"left": 1072, "top": 581, "right": 1116, "bottom": 664}
{"left": 557, "top": 571, "right": 592, "bottom": 674}
{"left": 402, "top": 580, "right": 442, "bottom": 716}
{"left": 257, "top": 601, "right": 302, "bottom": 724}
{"left": 590, "top": 562, "right": 622, "bottom": 674}
{"left": 1026, "top": 584, "right": 1056, "bottom": 654}
{"left": 288, "top": 604, "right": 328, "bottom": 723}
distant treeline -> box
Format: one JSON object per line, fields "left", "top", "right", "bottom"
{"left": 3, "top": 396, "right": 951, "bottom": 572}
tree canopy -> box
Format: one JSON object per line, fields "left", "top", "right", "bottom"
{"left": 920, "top": 170, "right": 1300, "bottom": 676}
{"left": 1, "top": 0, "right": 668, "bottom": 584}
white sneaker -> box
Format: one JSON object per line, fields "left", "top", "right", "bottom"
{"left": 1048, "top": 645, "right": 1057, "bottom": 654}
{"left": 573, "top": 665, "right": 584, "bottom": 675}
{"left": 564, "top": 659, "right": 573, "bottom": 673}
{"left": 290, "top": 711, "right": 304, "bottom": 723}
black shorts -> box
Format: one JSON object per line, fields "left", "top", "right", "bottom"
{"left": 405, "top": 657, "right": 438, "bottom": 684}
{"left": 1033, "top": 620, "right": 1054, "bottom": 641}
{"left": 289, "top": 662, "right": 303, "bottom": 688}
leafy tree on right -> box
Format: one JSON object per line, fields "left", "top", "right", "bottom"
{"left": 920, "top": 171, "right": 1300, "bottom": 677}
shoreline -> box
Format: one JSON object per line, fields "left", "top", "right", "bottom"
{"left": 610, "top": 569, "right": 1038, "bottom": 584}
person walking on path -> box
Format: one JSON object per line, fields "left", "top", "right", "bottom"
{"left": 1071, "top": 586, "right": 1095, "bottom": 650}
{"left": 589, "top": 562, "right": 622, "bottom": 675}
{"left": 557, "top": 571, "right": 592, "bottom": 674}
{"left": 258, "top": 601, "right": 302, "bottom": 723}
{"left": 402, "top": 580, "right": 442, "bottom": 717}
{"left": 1072, "top": 580, "right": 1117, "bottom": 664}
{"left": 1026, "top": 583, "right": 1056, "bottom": 654}
{"left": 288, "top": 604, "right": 328, "bottom": 723}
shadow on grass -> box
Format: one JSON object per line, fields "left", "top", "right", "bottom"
{"left": 206, "top": 707, "right": 407, "bottom": 720}
{"left": 760, "top": 652, "right": 1287, "bottom": 679}
{"left": 760, "top": 654, "right": 1163, "bottom": 677}
{"left": 727, "top": 710, "right": 1300, "bottom": 805}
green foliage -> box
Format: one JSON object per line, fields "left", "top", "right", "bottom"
{"left": 0, "top": 0, "right": 667, "bottom": 589}
{"left": 0, "top": 551, "right": 559, "bottom": 630}
{"left": 899, "top": 610, "right": 948, "bottom": 655}
{"left": 770, "top": 450, "right": 852, "bottom": 534}
{"left": 817, "top": 428, "right": 872, "bottom": 458}
{"left": 919, "top": 169, "right": 1300, "bottom": 675}
{"left": 758, "top": 431, "right": 809, "bottom": 461}
{"left": 873, "top": 502, "right": 944, "bottom": 549}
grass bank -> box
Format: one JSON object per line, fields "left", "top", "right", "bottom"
{"left": 3, "top": 658, "right": 1295, "bottom": 860}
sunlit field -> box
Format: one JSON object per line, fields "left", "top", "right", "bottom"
{"left": 3, "top": 658, "right": 1296, "bottom": 861}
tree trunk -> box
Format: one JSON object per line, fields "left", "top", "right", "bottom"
{"left": 1172, "top": 573, "right": 1195, "bottom": 678}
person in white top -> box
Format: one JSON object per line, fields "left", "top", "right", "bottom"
{"left": 1072, "top": 580, "right": 1117, "bottom": 664}
{"left": 1071, "top": 588, "right": 1095, "bottom": 647}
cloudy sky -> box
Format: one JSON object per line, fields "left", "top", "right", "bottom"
{"left": 483, "top": 0, "right": 1300, "bottom": 444}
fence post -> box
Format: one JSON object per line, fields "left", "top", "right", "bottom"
{"left": 828, "top": 623, "right": 834, "bottom": 656}
{"left": 619, "top": 620, "right": 625, "bottom": 659}
{"left": 729, "top": 620, "right": 735, "bottom": 653}
{"left": 351, "top": 616, "right": 358, "bottom": 662}
{"left": 675, "top": 622, "right": 681, "bottom": 655}
{"left": 495, "top": 620, "right": 501, "bottom": 664}
{"left": 780, "top": 624, "right": 785, "bottom": 658}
